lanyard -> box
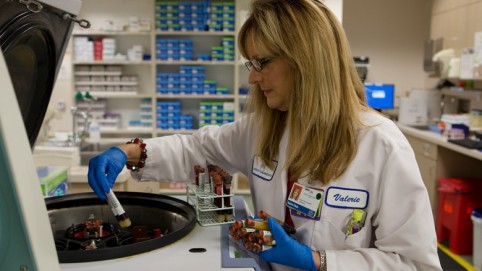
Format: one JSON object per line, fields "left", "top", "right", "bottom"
{"left": 284, "top": 170, "right": 295, "bottom": 228}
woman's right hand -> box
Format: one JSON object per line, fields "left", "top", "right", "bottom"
{"left": 88, "top": 147, "right": 127, "bottom": 200}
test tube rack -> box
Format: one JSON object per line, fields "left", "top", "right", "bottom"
{"left": 186, "top": 183, "right": 235, "bottom": 226}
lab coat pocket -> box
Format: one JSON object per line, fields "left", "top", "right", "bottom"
{"left": 312, "top": 219, "right": 369, "bottom": 250}
{"left": 344, "top": 226, "right": 369, "bottom": 249}
{"left": 312, "top": 220, "right": 346, "bottom": 249}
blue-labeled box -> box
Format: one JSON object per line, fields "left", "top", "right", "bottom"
{"left": 37, "top": 166, "right": 68, "bottom": 197}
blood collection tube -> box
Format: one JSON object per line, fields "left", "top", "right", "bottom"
{"left": 106, "top": 189, "right": 131, "bottom": 228}
{"left": 246, "top": 232, "right": 257, "bottom": 242}
{"left": 245, "top": 242, "right": 254, "bottom": 251}
{"left": 251, "top": 244, "right": 272, "bottom": 253}
{"left": 229, "top": 224, "right": 237, "bottom": 234}
{"left": 233, "top": 220, "right": 244, "bottom": 229}
{"left": 245, "top": 218, "right": 270, "bottom": 231}
{"left": 258, "top": 210, "right": 296, "bottom": 234}
{"left": 259, "top": 236, "right": 276, "bottom": 246}
{"left": 236, "top": 227, "right": 255, "bottom": 238}
{"left": 223, "top": 174, "right": 233, "bottom": 221}
{"left": 254, "top": 229, "right": 273, "bottom": 238}
{"left": 194, "top": 165, "right": 205, "bottom": 186}
{"left": 231, "top": 233, "right": 240, "bottom": 241}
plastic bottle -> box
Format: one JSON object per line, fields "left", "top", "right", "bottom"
{"left": 89, "top": 117, "right": 101, "bottom": 143}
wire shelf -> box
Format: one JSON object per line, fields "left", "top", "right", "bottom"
{"left": 186, "top": 183, "right": 235, "bottom": 226}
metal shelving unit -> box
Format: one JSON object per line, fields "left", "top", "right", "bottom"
{"left": 69, "top": 0, "right": 251, "bottom": 193}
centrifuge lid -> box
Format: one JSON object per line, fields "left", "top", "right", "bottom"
{"left": 0, "top": 0, "right": 82, "bottom": 147}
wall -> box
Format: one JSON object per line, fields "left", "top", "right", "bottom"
{"left": 48, "top": 42, "right": 74, "bottom": 137}
{"left": 430, "top": 0, "right": 482, "bottom": 56}
{"left": 342, "top": 0, "right": 432, "bottom": 104}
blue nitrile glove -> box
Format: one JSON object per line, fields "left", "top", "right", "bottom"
{"left": 88, "top": 147, "right": 127, "bottom": 200}
{"left": 258, "top": 217, "right": 317, "bottom": 271}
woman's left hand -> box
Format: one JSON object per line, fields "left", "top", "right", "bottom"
{"left": 258, "top": 217, "right": 317, "bottom": 271}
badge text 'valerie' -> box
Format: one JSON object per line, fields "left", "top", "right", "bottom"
{"left": 332, "top": 193, "right": 360, "bottom": 203}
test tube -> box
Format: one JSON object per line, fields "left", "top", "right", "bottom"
{"left": 258, "top": 210, "right": 296, "bottom": 234}
{"left": 223, "top": 174, "right": 233, "bottom": 221}
{"left": 106, "top": 189, "right": 131, "bottom": 228}
{"left": 254, "top": 229, "right": 272, "bottom": 238}
{"left": 194, "top": 165, "right": 205, "bottom": 186}
{"left": 251, "top": 244, "right": 272, "bottom": 253}
{"left": 259, "top": 236, "right": 276, "bottom": 246}
{"left": 245, "top": 218, "right": 270, "bottom": 231}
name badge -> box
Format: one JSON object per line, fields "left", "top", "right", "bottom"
{"left": 286, "top": 183, "right": 323, "bottom": 218}
{"left": 325, "top": 186, "right": 368, "bottom": 209}
{"left": 252, "top": 156, "right": 278, "bottom": 181}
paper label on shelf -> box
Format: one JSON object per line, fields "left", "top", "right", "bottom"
{"left": 460, "top": 50, "right": 475, "bottom": 79}
{"left": 475, "top": 32, "right": 482, "bottom": 56}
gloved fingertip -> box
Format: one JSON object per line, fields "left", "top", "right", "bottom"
{"left": 98, "top": 193, "right": 107, "bottom": 201}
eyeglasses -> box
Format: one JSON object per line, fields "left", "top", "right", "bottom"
{"left": 245, "top": 57, "right": 274, "bottom": 72}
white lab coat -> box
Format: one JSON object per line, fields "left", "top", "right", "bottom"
{"left": 134, "top": 111, "right": 442, "bottom": 271}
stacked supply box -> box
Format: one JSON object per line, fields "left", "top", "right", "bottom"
{"left": 154, "top": 1, "right": 235, "bottom": 32}
{"left": 156, "top": 39, "right": 193, "bottom": 61}
{"left": 156, "top": 66, "right": 231, "bottom": 95}
{"left": 73, "top": 37, "right": 94, "bottom": 61}
{"left": 199, "top": 102, "right": 234, "bottom": 127}
{"left": 210, "top": 37, "right": 235, "bottom": 61}
{"left": 37, "top": 166, "right": 68, "bottom": 198}
{"left": 221, "top": 37, "right": 235, "bottom": 61}
{"left": 208, "top": 1, "right": 235, "bottom": 32}
{"left": 74, "top": 37, "right": 145, "bottom": 62}
{"left": 156, "top": 101, "right": 193, "bottom": 130}
{"left": 128, "top": 98, "right": 153, "bottom": 129}
{"left": 75, "top": 65, "right": 139, "bottom": 95}
{"left": 102, "top": 38, "right": 116, "bottom": 60}
{"left": 155, "top": 1, "right": 209, "bottom": 31}
{"left": 156, "top": 37, "right": 233, "bottom": 62}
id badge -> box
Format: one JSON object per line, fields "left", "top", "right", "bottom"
{"left": 286, "top": 183, "right": 323, "bottom": 218}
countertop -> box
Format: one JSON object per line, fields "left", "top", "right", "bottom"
{"left": 396, "top": 123, "right": 482, "bottom": 161}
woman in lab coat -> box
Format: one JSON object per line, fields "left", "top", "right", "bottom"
{"left": 88, "top": 0, "right": 442, "bottom": 270}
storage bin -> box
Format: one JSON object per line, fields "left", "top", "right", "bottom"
{"left": 37, "top": 166, "right": 68, "bottom": 197}
{"left": 473, "top": 208, "right": 482, "bottom": 271}
{"left": 436, "top": 178, "right": 482, "bottom": 254}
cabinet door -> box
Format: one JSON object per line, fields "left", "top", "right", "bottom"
{"left": 414, "top": 153, "right": 438, "bottom": 220}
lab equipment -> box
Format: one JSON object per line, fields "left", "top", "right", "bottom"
{"left": 364, "top": 83, "right": 395, "bottom": 110}
{"left": 186, "top": 164, "right": 235, "bottom": 226}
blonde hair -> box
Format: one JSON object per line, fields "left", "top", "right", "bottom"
{"left": 239, "top": 0, "right": 370, "bottom": 183}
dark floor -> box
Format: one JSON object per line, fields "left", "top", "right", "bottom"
{"left": 439, "top": 247, "right": 469, "bottom": 271}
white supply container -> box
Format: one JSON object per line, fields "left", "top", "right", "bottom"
{"left": 472, "top": 208, "right": 482, "bottom": 271}
{"left": 88, "top": 117, "right": 101, "bottom": 143}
